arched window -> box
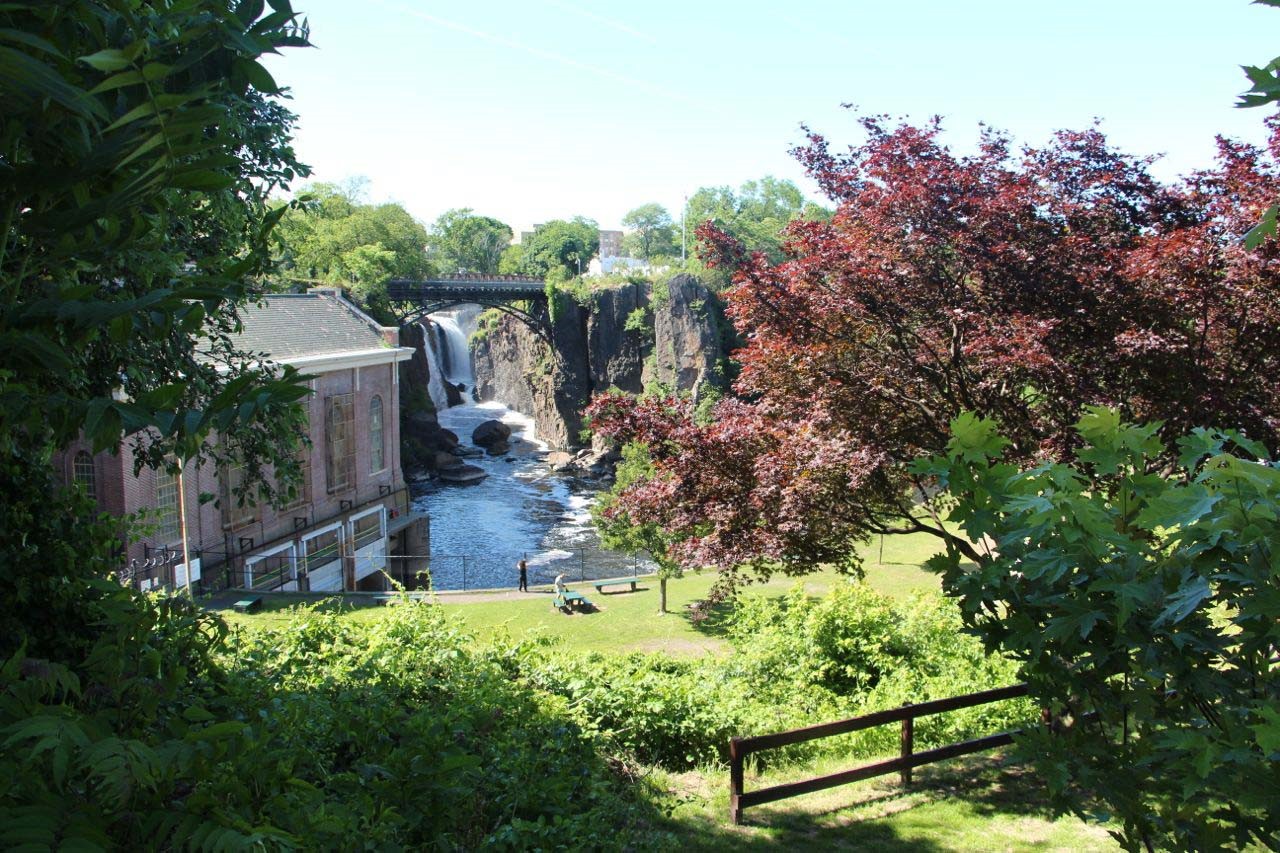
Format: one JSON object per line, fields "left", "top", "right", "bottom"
{"left": 73, "top": 451, "right": 96, "bottom": 501}
{"left": 154, "top": 468, "right": 180, "bottom": 543}
{"left": 369, "top": 395, "right": 385, "bottom": 473}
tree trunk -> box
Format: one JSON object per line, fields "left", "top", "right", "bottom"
{"left": 659, "top": 575, "right": 668, "bottom": 615}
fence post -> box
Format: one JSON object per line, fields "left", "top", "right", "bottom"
{"left": 729, "top": 737, "right": 744, "bottom": 825}
{"left": 900, "top": 703, "right": 914, "bottom": 787}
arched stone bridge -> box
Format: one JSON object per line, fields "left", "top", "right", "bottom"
{"left": 387, "top": 275, "right": 552, "bottom": 343}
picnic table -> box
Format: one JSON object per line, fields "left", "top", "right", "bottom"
{"left": 593, "top": 578, "right": 638, "bottom": 594}
{"left": 553, "top": 590, "right": 593, "bottom": 613}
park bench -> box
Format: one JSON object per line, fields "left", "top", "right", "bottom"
{"left": 553, "top": 590, "right": 593, "bottom": 613}
{"left": 232, "top": 596, "right": 262, "bottom": 613}
{"left": 593, "top": 578, "right": 638, "bottom": 594}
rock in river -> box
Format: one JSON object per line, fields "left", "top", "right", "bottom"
{"left": 437, "top": 464, "right": 487, "bottom": 485}
{"left": 472, "top": 419, "right": 513, "bottom": 447}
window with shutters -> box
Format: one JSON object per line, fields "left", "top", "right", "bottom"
{"left": 325, "top": 393, "right": 355, "bottom": 494}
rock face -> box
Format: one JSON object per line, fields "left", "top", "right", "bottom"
{"left": 653, "top": 273, "right": 721, "bottom": 399}
{"left": 473, "top": 299, "right": 591, "bottom": 450}
{"left": 471, "top": 273, "right": 723, "bottom": 450}
{"left": 587, "top": 281, "right": 649, "bottom": 394}
{"left": 398, "top": 322, "right": 461, "bottom": 477}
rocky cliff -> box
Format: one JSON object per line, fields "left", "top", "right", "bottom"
{"left": 471, "top": 273, "right": 723, "bottom": 450}
{"left": 652, "top": 273, "right": 722, "bottom": 400}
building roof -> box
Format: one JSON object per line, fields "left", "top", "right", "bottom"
{"left": 233, "top": 291, "right": 392, "bottom": 361}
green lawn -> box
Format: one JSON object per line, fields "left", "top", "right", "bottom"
{"left": 662, "top": 752, "right": 1116, "bottom": 851}
{"left": 216, "top": 530, "right": 946, "bottom": 655}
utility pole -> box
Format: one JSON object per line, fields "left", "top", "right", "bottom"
{"left": 681, "top": 193, "right": 688, "bottom": 262}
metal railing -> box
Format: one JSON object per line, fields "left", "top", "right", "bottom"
{"left": 385, "top": 548, "right": 650, "bottom": 592}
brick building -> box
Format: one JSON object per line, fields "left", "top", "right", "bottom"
{"left": 55, "top": 289, "right": 429, "bottom": 593}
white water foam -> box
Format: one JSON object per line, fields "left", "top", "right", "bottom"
{"left": 419, "top": 321, "right": 450, "bottom": 411}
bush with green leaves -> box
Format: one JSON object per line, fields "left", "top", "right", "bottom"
{"left": 917, "top": 407, "right": 1280, "bottom": 851}
{"left": 522, "top": 583, "right": 1028, "bottom": 771}
{"left": 2, "top": 599, "right": 675, "bottom": 848}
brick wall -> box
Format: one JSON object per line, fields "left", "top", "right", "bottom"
{"left": 54, "top": 354, "right": 408, "bottom": 590}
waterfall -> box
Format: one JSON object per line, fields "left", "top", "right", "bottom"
{"left": 418, "top": 321, "right": 450, "bottom": 411}
{"left": 430, "top": 305, "right": 483, "bottom": 389}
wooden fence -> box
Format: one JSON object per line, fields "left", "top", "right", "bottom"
{"left": 728, "top": 682, "right": 1031, "bottom": 825}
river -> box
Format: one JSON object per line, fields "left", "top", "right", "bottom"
{"left": 409, "top": 307, "right": 652, "bottom": 591}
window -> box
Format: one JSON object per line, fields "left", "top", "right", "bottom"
{"left": 280, "top": 454, "right": 311, "bottom": 511}
{"left": 221, "top": 460, "right": 258, "bottom": 529}
{"left": 325, "top": 394, "right": 355, "bottom": 494}
{"left": 73, "top": 451, "right": 96, "bottom": 501}
{"left": 369, "top": 395, "right": 385, "bottom": 473}
{"left": 154, "top": 468, "right": 180, "bottom": 544}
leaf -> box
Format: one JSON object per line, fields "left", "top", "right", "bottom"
{"left": 78, "top": 48, "right": 132, "bottom": 72}
{"left": 1154, "top": 574, "right": 1212, "bottom": 626}
{"left": 1135, "top": 486, "right": 1221, "bottom": 531}
{"left": 946, "top": 411, "right": 1009, "bottom": 462}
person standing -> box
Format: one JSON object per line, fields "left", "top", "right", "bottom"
{"left": 517, "top": 558, "right": 528, "bottom": 592}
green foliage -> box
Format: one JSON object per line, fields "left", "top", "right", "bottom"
{"left": 516, "top": 218, "right": 599, "bottom": 278}
{"left": 685, "top": 176, "right": 828, "bottom": 263}
{"left": 1238, "top": 5, "right": 1280, "bottom": 246}
{"left": 522, "top": 584, "right": 1026, "bottom": 771}
{"left": 621, "top": 203, "right": 676, "bottom": 260}
{"left": 468, "top": 307, "right": 505, "bottom": 345}
{"left": 272, "top": 182, "right": 431, "bottom": 322}
{"left": 919, "top": 408, "right": 1280, "bottom": 851}
{"left": 426, "top": 207, "right": 512, "bottom": 274}
{"left": 1, "top": 600, "right": 672, "bottom": 848}
{"left": 624, "top": 305, "right": 652, "bottom": 336}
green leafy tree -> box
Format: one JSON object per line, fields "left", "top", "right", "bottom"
{"left": 1238, "top": 0, "right": 1280, "bottom": 246}
{"left": 0, "top": 0, "right": 319, "bottom": 844}
{"left": 273, "top": 182, "right": 430, "bottom": 319}
{"left": 621, "top": 203, "right": 676, "bottom": 260}
{"left": 684, "top": 176, "right": 828, "bottom": 262}
{"left": 592, "top": 442, "right": 683, "bottom": 614}
{"left": 427, "top": 207, "right": 513, "bottom": 274}
{"left": 518, "top": 217, "right": 599, "bottom": 278}
{"left": 917, "top": 408, "right": 1280, "bottom": 851}
{"left": 498, "top": 242, "right": 526, "bottom": 274}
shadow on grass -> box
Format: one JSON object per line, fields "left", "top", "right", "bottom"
{"left": 665, "top": 753, "right": 1100, "bottom": 852}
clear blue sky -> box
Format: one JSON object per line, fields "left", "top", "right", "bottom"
{"left": 263, "top": 1, "right": 1279, "bottom": 232}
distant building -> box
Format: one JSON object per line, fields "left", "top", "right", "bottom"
{"left": 587, "top": 256, "right": 651, "bottom": 277}
{"left": 54, "top": 290, "right": 429, "bottom": 594}
{"left": 598, "top": 229, "right": 623, "bottom": 259}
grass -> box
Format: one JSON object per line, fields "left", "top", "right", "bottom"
{"left": 214, "top": 530, "right": 947, "bottom": 655}
{"left": 661, "top": 751, "right": 1117, "bottom": 851}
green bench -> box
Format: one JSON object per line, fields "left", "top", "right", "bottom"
{"left": 593, "top": 578, "right": 638, "bottom": 594}
{"left": 553, "top": 590, "right": 593, "bottom": 613}
{"left": 232, "top": 596, "right": 262, "bottom": 613}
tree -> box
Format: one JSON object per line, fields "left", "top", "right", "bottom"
{"left": 592, "top": 443, "right": 685, "bottom": 613}
{"left": 589, "top": 117, "right": 1280, "bottom": 574}
{"left": 1238, "top": 2, "right": 1280, "bottom": 246}
{"left": 684, "top": 176, "right": 827, "bottom": 263}
{"left": 621, "top": 203, "right": 676, "bottom": 260}
{"left": 426, "top": 208, "right": 513, "bottom": 274}
{"left": 917, "top": 408, "right": 1280, "bottom": 851}
{"left": 0, "top": 0, "right": 316, "bottom": 843}
{"left": 518, "top": 217, "right": 599, "bottom": 278}
{"left": 273, "top": 183, "right": 431, "bottom": 320}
